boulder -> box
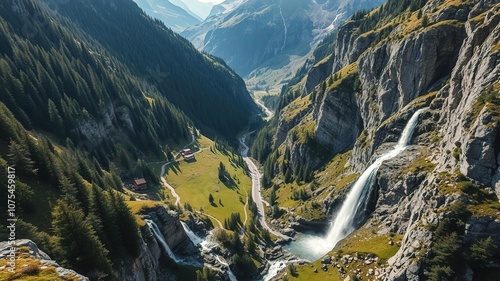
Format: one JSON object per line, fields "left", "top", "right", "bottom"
{"left": 321, "top": 255, "right": 332, "bottom": 264}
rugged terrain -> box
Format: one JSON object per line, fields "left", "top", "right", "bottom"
{"left": 252, "top": 0, "right": 500, "bottom": 279}
{"left": 0, "top": 0, "right": 499, "bottom": 280}
{"left": 133, "top": 0, "right": 201, "bottom": 32}
{"left": 182, "top": 0, "right": 385, "bottom": 90}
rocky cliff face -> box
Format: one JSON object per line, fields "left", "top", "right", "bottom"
{"left": 76, "top": 101, "right": 134, "bottom": 147}
{"left": 120, "top": 205, "right": 199, "bottom": 281}
{"left": 118, "top": 225, "right": 164, "bottom": 281}
{"left": 265, "top": 0, "right": 500, "bottom": 279}
{"left": 147, "top": 206, "right": 198, "bottom": 256}
{"left": 183, "top": 0, "right": 385, "bottom": 89}
{"left": 436, "top": 2, "right": 500, "bottom": 191}
{"left": 313, "top": 79, "right": 363, "bottom": 156}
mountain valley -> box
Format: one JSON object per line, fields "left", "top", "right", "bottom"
{"left": 0, "top": 0, "right": 499, "bottom": 281}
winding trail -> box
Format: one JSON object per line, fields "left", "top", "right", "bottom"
{"left": 239, "top": 132, "right": 290, "bottom": 240}
{"left": 160, "top": 134, "right": 196, "bottom": 206}
{"left": 195, "top": 211, "right": 225, "bottom": 229}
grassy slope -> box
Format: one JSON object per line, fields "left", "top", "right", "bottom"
{"left": 164, "top": 136, "right": 252, "bottom": 224}
{"left": 289, "top": 227, "right": 402, "bottom": 281}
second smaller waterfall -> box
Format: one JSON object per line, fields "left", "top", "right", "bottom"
{"left": 180, "top": 222, "right": 203, "bottom": 245}
{"left": 263, "top": 261, "right": 287, "bottom": 281}
{"left": 180, "top": 221, "right": 238, "bottom": 281}
{"left": 145, "top": 219, "right": 181, "bottom": 263}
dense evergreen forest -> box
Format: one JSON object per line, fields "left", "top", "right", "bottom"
{"left": 0, "top": 0, "right": 257, "bottom": 279}
{"left": 43, "top": 0, "right": 258, "bottom": 139}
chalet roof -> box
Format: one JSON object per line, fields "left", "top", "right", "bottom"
{"left": 134, "top": 178, "right": 147, "bottom": 185}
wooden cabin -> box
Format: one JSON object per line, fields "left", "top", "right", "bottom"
{"left": 133, "top": 178, "right": 147, "bottom": 190}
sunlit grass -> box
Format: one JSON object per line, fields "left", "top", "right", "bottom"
{"left": 165, "top": 136, "right": 252, "bottom": 224}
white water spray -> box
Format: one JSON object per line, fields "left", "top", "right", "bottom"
{"left": 215, "top": 255, "right": 238, "bottom": 281}
{"left": 180, "top": 222, "right": 203, "bottom": 245}
{"left": 286, "top": 108, "right": 427, "bottom": 261}
{"left": 263, "top": 260, "right": 287, "bottom": 281}
{"left": 145, "top": 219, "right": 181, "bottom": 263}
{"left": 180, "top": 222, "right": 237, "bottom": 281}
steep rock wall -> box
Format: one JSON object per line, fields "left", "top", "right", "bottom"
{"left": 356, "top": 23, "right": 464, "bottom": 138}
{"left": 313, "top": 84, "right": 363, "bottom": 155}
{"left": 436, "top": 4, "right": 500, "bottom": 191}
{"left": 149, "top": 207, "right": 198, "bottom": 256}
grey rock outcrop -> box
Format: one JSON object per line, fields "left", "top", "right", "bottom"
{"left": 75, "top": 100, "right": 134, "bottom": 149}
{"left": 356, "top": 22, "right": 464, "bottom": 149}
{"left": 0, "top": 239, "right": 89, "bottom": 281}
{"left": 331, "top": 20, "right": 376, "bottom": 73}
{"left": 465, "top": 216, "right": 500, "bottom": 245}
{"left": 305, "top": 55, "right": 334, "bottom": 94}
{"left": 313, "top": 84, "right": 362, "bottom": 155}
{"left": 118, "top": 225, "right": 166, "bottom": 281}
{"left": 436, "top": 4, "right": 500, "bottom": 191}
{"left": 374, "top": 146, "right": 429, "bottom": 234}
{"left": 149, "top": 207, "right": 198, "bottom": 256}
{"left": 275, "top": 101, "right": 312, "bottom": 149}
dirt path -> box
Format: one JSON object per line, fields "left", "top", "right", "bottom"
{"left": 159, "top": 134, "right": 196, "bottom": 206}
{"left": 195, "top": 211, "right": 225, "bottom": 229}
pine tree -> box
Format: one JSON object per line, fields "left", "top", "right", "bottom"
{"left": 89, "top": 184, "right": 123, "bottom": 258}
{"left": 7, "top": 140, "right": 35, "bottom": 175}
{"left": 218, "top": 161, "right": 227, "bottom": 181}
{"left": 164, "top": 144, "right": 174, "bottom": 161}
{"left": 48, "top": 99, "right": 64, "bottom": 137}
{"left": 108, "top": 191, "right": 141, "bottom": 257}
{"left": 245, "top": 234, "right": 256, "bottom": 254}
{"left": 51, "top": 200, "right": 112, "bottom": 276}
{"left": 422, "top": 14, "right": 429, "bottom": 27}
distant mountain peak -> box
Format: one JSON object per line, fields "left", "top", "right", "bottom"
{"left": 133, "top": 0, "right": 201, "bottom": 32}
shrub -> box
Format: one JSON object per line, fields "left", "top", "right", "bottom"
{"left": 466, "top": 237, "right": 496, "bottom": 267}
{"left": 288, "top": 263, "right": 298, "bottom": 277}
{"left": 20, "top": 264, "right": 41, "bottom": 275}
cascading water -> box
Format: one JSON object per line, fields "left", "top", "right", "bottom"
{"left": 263, "top": 261, "right": 287, "bottom": 281}
{"left": 180, "top": 222, "right": 203, "bottom": 245}
{"left": 145, "top": 219, "right": 181, "bottom": 263}
{"left": 214, "top": 255, "right": 238, "bottom": 281}
{"left": 286, "top": 108, "right": 427, "bottom": 261}
{"left": 180, "top": 222, "right": 238, "bottom": 281}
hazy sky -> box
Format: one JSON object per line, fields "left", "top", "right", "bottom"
{"left": 198, "top": 0, "right": 224, "bottom": 3}
{"left": 179, "top": 0, "right": 224, "bottom": 19}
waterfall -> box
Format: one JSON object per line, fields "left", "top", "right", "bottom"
{"left": 286, "top": 108, "right": 427, "bottom": 261}
{"left": 145, "top": 219, "right": 181, "bottom": 263}
{"left": 263, "top": 261, "right": 287, "bottom": 281}
{"left": 214, "top": 255, "right": 238, "bottom": 281}
{"left": 180, "top": 222, "right": 238, "bottom": 281}
{"left": 180, "top": 222, "right": 203, "bottom": 246}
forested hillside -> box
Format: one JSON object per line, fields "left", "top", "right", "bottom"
{"left": 43, "top": 0, "right": 258, "bottom": 139}
{"left": 0, "top": 0, "right": 256, "bottom": 279}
